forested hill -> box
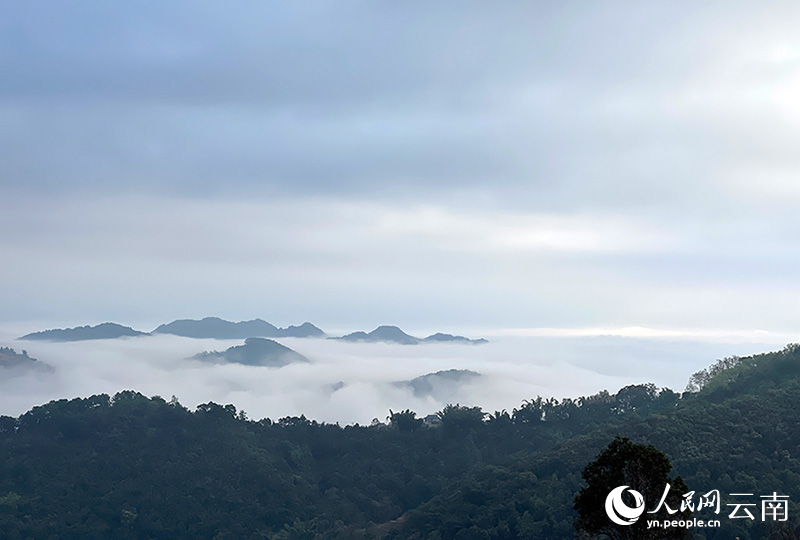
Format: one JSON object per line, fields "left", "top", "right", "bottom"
{"left": 2, "top": 346, "right": 800, "bottom": 539}
{"left": 397, "top": 345, "right": 800, "bottom": 540}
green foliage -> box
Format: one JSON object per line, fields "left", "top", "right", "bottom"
{"left": 389, "top": 409, "right": 423, "bottom": 432}
{"left": 1, "top": 345, "right": 800, "bottom": 538}
{"left": 685, "top": 355, "right": 746, "bottom": 392}
{"left": 574, "top": 437, "right": 689, "bottom": 539}
{"left": 437, "top": 404, "right": 486, "bottom": 436}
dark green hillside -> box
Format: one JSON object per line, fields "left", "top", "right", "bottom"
{"left": 397, "top": 345, "right": 800, "bottom": 540}
{"left": 1, "top": 346, "right": 800, "bottom": 539}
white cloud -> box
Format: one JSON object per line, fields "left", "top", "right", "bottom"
{"left": 489, "top": 326, "right": 797, "bottom": 344}
{"left": 375, "top": 206, "right": 663, "bottom": 253}
{"left": 2, "top": 332, "right": 782, "bottom": 423}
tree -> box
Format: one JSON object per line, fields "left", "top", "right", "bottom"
{"left": 613, "top": 384, "right": 658, "bottom": 414}
{"left": 437, "top": 404, "right": 486, "bottom": 436}
{"left": 574, "top": 437, "right": 690, "bottom": 540}
{"left": 388, "top": 409, "right": 423, "bottom": 432}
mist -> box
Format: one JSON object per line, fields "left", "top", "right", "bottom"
{"left": 0, "top": 331, "right": 788, "bottom": 425}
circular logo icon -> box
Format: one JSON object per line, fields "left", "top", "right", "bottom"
{"left": 605, "top": 485, "right": 645, "bottom": 526}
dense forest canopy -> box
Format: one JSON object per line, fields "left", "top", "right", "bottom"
{"left": 2, "top": 345, "right": 800, "bottom": 539}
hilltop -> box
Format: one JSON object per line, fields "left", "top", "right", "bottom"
{"left": 153, "top": 317, "right": 325, "bottom": 339}
{"left": 20, "top": 322, "right": 148, "bottom": 341}
{"left": 334, "top": 325, "right": 487, "bottom": 345}
{"left": 395, "top": 369, "right": 482, "bottom": 400}
{"left": 192, "top": 337, "right": 309, "bottom": 366}
{"left": 0, "top": 347, "right": 54, "bottom": 374}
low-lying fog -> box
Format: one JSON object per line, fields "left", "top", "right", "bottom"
{"left": 0, "top": 330, "right": 790, "bottom": 425}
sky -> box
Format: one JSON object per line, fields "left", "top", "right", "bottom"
{"left": 4, "top": 1, "right": 800, "bottom": 339}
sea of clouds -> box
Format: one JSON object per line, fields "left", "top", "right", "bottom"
{"left": 1, "top": 324, "right": 792, "bottom": 425}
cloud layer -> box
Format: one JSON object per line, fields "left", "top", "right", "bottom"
{"left": 4, "top": 1, "right": 800, "bottom": 203}
{"left": 0, "top": 333, "right": 787, "bottom": 424}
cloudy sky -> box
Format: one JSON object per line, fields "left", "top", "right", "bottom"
{"left": 3, "top": 1, "right": 800, "bottom": 339}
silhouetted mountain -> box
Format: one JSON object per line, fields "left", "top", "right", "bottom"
{"left": 153, "top": 318, "right": 325, "bottom": 339}
{"left": 276, "top": 322, "right": 325, "bottom": 338}
{"left": 396, "top": 369, "right": 482, "bottom": 399}
{"left": 0, "top": 347, "right": 54, "bottom": 373}
{"left": 20, "top": 323, "right": 148, "bottom": 341}
{"left": 333, "top": 326, "right": 487, "bottom": 345}
{"left": 334, "top": 325, "right": 420, "bottom": 345}
{"left": 422, "top": 333, "right": 488, "bottom": 345}
{"left": 193, "top": 338, "right": 308, "bottom": 367}
{"left": 336, "top": 331, "right": 369, "bottom": 341}
{"left": 153, "top": 317, "right": 278, "bottom": 339}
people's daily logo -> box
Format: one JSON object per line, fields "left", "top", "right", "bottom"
{"left": 604, "top": 484, "right": 789, "bottom": 530}
{"left": 605, "top": 485, "right": 645, "bottom": 525}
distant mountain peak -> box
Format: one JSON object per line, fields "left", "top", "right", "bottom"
{"left": 333, "top": 326, "right": 487, "bottom": 345}
{"left": 193, "top": 337, "right": 308, "bottom": 367}
{"left": 395, "top": 369, "right": 482, "bottom": 399}
{"left": 0, "top": 347, "right": 54, "bottom": 373}
{"left": 153, "top": 318, "right": 325, "bottom": 339}
{"left": 423, "top": 333, "right": 488, "bottom": 345}
{"left": 20, "top": 323, "right": 148, "bottom": 342}
{"left": 278, "top": 322, "right": 325, "bottom": 338}
{"left": 334, "top": 325, "right": 419, "bottom": 345}
{"left": 368, "top": 325, "right": 419, "bottom": 344}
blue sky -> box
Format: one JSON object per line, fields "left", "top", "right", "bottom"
{"left": 4, "top": 1, "right": 800, "bottom": 338}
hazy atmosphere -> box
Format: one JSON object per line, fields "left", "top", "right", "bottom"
{"left": 4, "top": 1, "right": 800, "bottom": 421}
{"left": 0, "top": 326, "right": 790, "bottom": 424}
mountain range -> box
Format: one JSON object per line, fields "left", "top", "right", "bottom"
{"left": 18, "top": 320, "right": 486, "bottom": 345}
{"left": 333, "top": 325, "right": 487, "bottom": 345}
{"left": 153, "top": 317, "right": 325, "bottom": 339}
{"left": 18, "top": 318, "right": 325, "bottom": 341}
